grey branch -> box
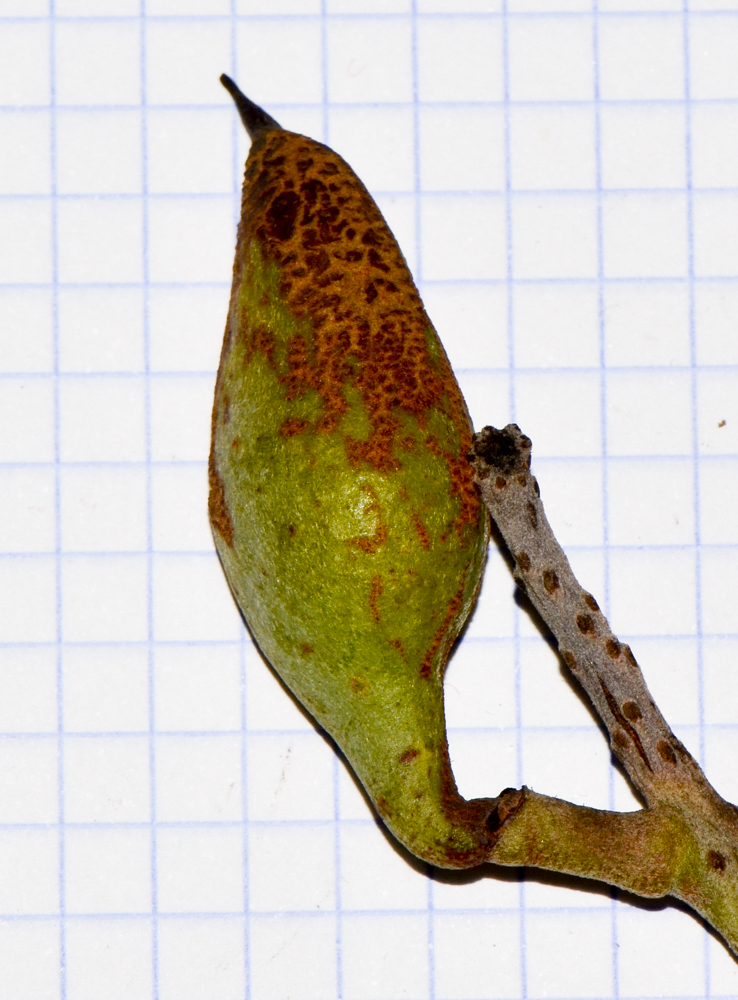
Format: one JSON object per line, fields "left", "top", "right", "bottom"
{"left": 469, "top": 423, "right": 714, "bottom": 809}
{"left": 469, "top": 424, "right": 738, "bottom": 957}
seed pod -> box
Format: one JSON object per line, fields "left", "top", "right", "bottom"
{"left": 210, "top": 75, "right": 494, "bottom": 867}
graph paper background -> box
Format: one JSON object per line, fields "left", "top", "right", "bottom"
{"left": 2, "top": 0, "right": 738, "bottom": 997}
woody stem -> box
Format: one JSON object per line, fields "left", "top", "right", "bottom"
{"left": 469, "top": 424, "right": 738, "bottom": 957}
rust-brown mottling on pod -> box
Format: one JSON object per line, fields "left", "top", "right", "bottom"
{"left": 233, "top": 120, "right": 481, "bottom": 533}
{"left": 279, "top": 416, "right": 310, "bottom": 437}
{"left": 412, "top": 511, "right": 431, "bottom": 550}
{"left": 419, "top": 576, "right": 468, "bottom": 680}
{"left": 207, "top": 455, "right": 234, "bottom": 548}
{"left": 387, "top": 637, "right": 407, "bottom": 658}
{"left": 369, "top": 574, "right": 384, "bottom": 623}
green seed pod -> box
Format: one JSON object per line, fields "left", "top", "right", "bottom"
{"left": 210, "top": 75, "right": 494, "bottom": 867}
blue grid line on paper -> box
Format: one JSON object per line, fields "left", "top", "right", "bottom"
{"left": 8, "top": 98, "right": 738, "bottom": 111}
{"left": 4, "top": 273, "right": 738, "bottom": 283}
{"left": 228, "top": 9, "right": 253, "bottom": 1000}
{"left": 318, "top": 4, "right": 344, "bottom": 996}
{"left": 592, "top": 5, "right": 621, "bottom": 992}
{"left": 682, "top": 6, "right": 712, "bottom": 993}
{"left": 410, "top": 4, "right": 437, "bottom": 996}
{"left": 239, "top": 616, "right": 249, "bottom": 1000}
{"left": 12, "top": 185, "right": 738, "bottom": 196}
{"left": 138, "top": 5, "right": 160, "bottom": 998}
{"left": 0, "top": 722, "right": 721, "bottom": 749}
{"left": 0, "top": 903, "right": 627, "bottom": 917}
{"left": 5, "top": 8, "right": 738, "bottom": 20}
{"left": 48, "top": 4, "right": 66, "bottom": 998}
{"left": 683, "top": 0, "right": 707, "bottom": 774}
{"left": 6, "top": 360, "right": 738, "bottom": 375}
{"left": 4, "top": 364, "right": 738, "bottom": 380}
{"left": 6, "top": 276, "right": 738, "bottom": 292}
{"left": 8, "top": 543, "right": 738, "bottom": 557}
{"left": 499, "top": 4, "right": 531, "bottom": 997}
{"left": 9, "top": 188, "right": 738, "bottom": 204}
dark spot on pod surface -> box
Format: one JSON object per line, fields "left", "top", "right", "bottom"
{"left": 495, "top": 476, "right": 507, "bottom": 489}
{"left": 387, "top": 637, "right": 406, "bottom": 658}
{"left": 369, "top": 574, "right": 384, "bottom": 623}
{"left": 517, "top": 551, "right": 531, "bottom": 573}
{"left": 300, "top": 642, "right": 314, "bottom": 655}
{"left": 412, "top": 512, "right": 430, "bottom": 550}
{"left": 368, "top": 247, "right": 390, "bottom": 272}
{"left": 657, "top": 740, "right": 678, "bottom": 764}
{"left": 606, "top": 638, "right": 621, "bottom": 659}
{"left": 622, "top": 701, "right": 642, "bottom": 722}
{"left": 279, "top": 417, "right": 309, "bottom": 437}
{"left": 624, "top": 645, "right": 639, "bottom": 669}
{"left": 533, "top": 477, "right": 540, "bottom": 496}
{"left": 542, "top": 569, "right": 559, "bottom": 594}
{"left": 583, "top": 593, "right": 600, "bottom": 612}
{"left": 576, "top": 613, "right": 596, "bottom": 635}
{"left": 399, "top": 748, "right": 419, "bottom": 764}
{"left": 527, "top": 501, "right": 538, "bottom": 530}
{"left": 266, "top": 190, "right": 301, "bottom": 241}
{"left": 708, "top": 850, "right": 727, "bottom": 873}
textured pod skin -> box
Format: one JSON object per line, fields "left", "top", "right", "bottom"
{"left": 210, "top": 82, "right": 494, "bottom": 867}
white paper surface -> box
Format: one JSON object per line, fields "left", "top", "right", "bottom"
{"left": 1, "top": 1, "right": 738, "bottom": 997}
